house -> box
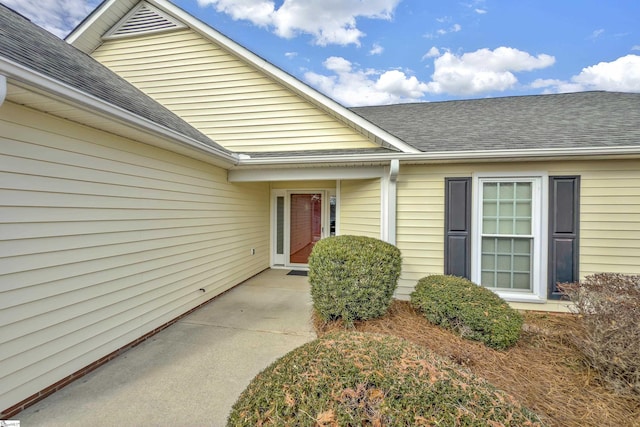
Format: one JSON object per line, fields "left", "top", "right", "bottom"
{"left": 1, "top": 0, "right": 639, "bottom": 416}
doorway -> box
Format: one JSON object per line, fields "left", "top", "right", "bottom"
{"left": 289, "top": 193, "right": 322, "bottom": 264}
{"left": 272, "top": 190, "right": 335, "bottom": 267}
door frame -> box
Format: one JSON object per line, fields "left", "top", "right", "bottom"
{"left": 271, "top": 188, "right": 336, "bottom": 268}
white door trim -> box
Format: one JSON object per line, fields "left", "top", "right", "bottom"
{"left": 271, "top": 188, "right": 335, "bottom": 268}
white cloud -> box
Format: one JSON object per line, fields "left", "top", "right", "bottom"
{"left": 2, "top": 0, "right": 99, "bottom": 38}
{"left": 589, "top": 29, "right": 605, "bottom": 40}
{"left": 531, "top": 79, "right": 584, "bottom": 94}
{"left": 573, "top": 55, "right": 640, "bottom": 91}
{"left": 285, "top": 52, "right": 298, "bottom": 59}
{"left": 425, "top": 47, "right": 555, "bottom": 95}
{"left": 197, "top": 0, "right": 401, "bottom": 46}
{"left": 533, "top": 55, "right": 640, "bottom": 93}
{"left": 423, "top": 46, "right": 441, "bottom": 59}
{"left": 304, "top": 56, "right": 429, "bottom": 106}
{"left": 197, "top": 0, "right": 275, "bottom": 25}
{"left": 632, "top": 45, "right": 640, "bottom": 51}
{"left": 369, "top": 43, "right": 384, "bottom": 55}
{"left": 475, "top": 8, "right": 488, "bottom": 14}
{"left": 428, "top": 20, "right": 462, "bottom": 38}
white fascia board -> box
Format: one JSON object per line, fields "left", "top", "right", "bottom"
{"left": 234, "top": 145, "right": 640, "bottom": 167}
{"left": 65, "top": 0, "right": 122, "bottom": 47}
{"left": 0, "top": 58, "right": 239, "bottom": 166}
{"left": 0, "top": 74, "right": 6, "bottom": 107}
{"left": 148, "top": 0, "right": 420, "bottom": 154}
{"left": 229, "top": 166, "right": 385, "bottom": 182}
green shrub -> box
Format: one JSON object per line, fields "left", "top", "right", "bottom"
{"left": 308, "top": 235, "right": 401, "bottom": 326}
{"left": 227, "top": 331, "right": 544, "bottom": 426}
{"left": 410, "top": 275, "right": 523, "bottom": 350}
{"left": 559, "top": 273, "right": 640, "bottom": 395}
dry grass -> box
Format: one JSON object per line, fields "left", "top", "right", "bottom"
{"left": 314, "top": 300, "right": 640, "bottom": 427}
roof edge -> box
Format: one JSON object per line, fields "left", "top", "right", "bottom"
{"left": 65, "top": 0, "right": 122, "bottom": 44}
{"left": 234, "top": 145, "right": 640, "bottom": 167}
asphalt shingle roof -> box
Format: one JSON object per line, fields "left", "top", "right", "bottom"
{"left": 351, "top": 91, "right": 640, "bottom": 152}
{"left": 0, "top": 4, "right": 231, "bottom": 155}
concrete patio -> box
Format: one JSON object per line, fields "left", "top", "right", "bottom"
{"left": 16, "top": 269, "right": 316, "bottom": 426}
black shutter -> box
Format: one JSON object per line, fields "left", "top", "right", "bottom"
{"left": 444, "top": 178, "right": 471, "bottom": 279}
{"left": 548, "top": 176, "right": 580, "bottom": 299}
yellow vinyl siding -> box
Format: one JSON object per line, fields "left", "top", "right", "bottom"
{"left": 91, "top": 29, "right": 378, "bottom": 152}
{"left": 0, "top": 102, "right": 269, "bottom": 411}
{"left": 570, "top": 161, "right": 640, "bottom": 276}
{"left": 339, "top": 179, "right": 381, "bottom": 238}
{"left": 394, "top": 160, "right": 640, "bottom": 308}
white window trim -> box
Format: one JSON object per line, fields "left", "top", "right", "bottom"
{"left": 472, "top": 172, "right": 548, "bottom": 303}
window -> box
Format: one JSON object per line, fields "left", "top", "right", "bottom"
{"left": 473, "top": 175, "right": 546, "bottom": 302}
{"left": 480, "top": 181, "right": 533, "bottom": 291}
{"left": 445, "top": 174, "right": 579, "bottom": 303}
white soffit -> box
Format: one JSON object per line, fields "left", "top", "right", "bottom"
{"left": 103, "top": 1, "right": 186, "bottom": 39}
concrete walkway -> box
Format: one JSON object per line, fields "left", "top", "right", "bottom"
{"left": 17, "top": 269, "right": 316, "bottom": 426}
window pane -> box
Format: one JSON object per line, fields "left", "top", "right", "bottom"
{"left": 482, "top": 272, "right": 495, "bottom": 287}
{"left": 514, "top": 239, "right": 531, "bottom": 254}
{"left": 499, "top": 220, "right": 514, "bottom": 234}
{"left": 499, "top": 201, "right": 514, "bottom": 216}
{"left": 481, "top": 237, "right": 532, "bottom": 291}
{"left": 497, "top": 238, "right": 511, "bottom": 253}
{"left": 513, "top": 273, "right": 531, "bottom": 289}
{"left": 482, "top": 254, "right": 495, "bottom": 268}
{"left": 515, "top": 219, "right": 531, "bottom": 235}
{"left": 499, "top": 183, "right": 514, "bottom": 198}
{"left": 516, "top": 202, "right": 531, "bottom": 216}
{"left": 516, "top": 182, "right": 532, "bottom": 199}
{"left": 482, "top": 238, "right": 495, "bottom": 252}
{"left": 496, "top": 272, "right": 512, "bottom": 288}
{"left": 483, "top": 201, "right": 497, "bottom": 216}
{"left": 484, "top": 182, "right": 498, "bottom": 199}
{"left": 276, "top": 196, "right": 284, "bottom": 255}
{"left": 497, "top": 255, "right": 511, "bottom": 270}
{"left": 514, "top": 254, "right": 531, "bottom": 271}
{"left": 483, "top": 219, "right": 497, "bottom": 234}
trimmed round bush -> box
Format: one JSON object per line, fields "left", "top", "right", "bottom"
{"left": 227, "top": 332, "right": 544, "bottom": 426}
{"left": 308, "top": 235, "right": 401, "bottom": 325}
{"left": 411, "top": 275, "right": 524, "bottom": 350}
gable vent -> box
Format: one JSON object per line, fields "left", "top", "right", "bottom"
{"left": 103, "top": 1, "right": 186, "bottom": 39}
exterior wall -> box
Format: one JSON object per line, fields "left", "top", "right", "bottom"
{"left": 0, "top": 101, "right": 270, "bottom": 411}
{"left": 91, "top": 29, "right": 378, "bottom": 153}
{"left": 395, "top": 160, "right": 640, "bottom": 311}
{"left": 339, "top": 179, "right": 381, "bottom": 239}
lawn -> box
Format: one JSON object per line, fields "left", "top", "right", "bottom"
{"left": 314, "top": 300, "right": 640, "bottom": 427}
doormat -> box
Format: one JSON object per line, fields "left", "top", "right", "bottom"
{"left": 287, "top": 270, "right": 308, "bottom": 276}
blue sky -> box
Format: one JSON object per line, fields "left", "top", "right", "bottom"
{"left": 4, "top": 0, "right": 640, "bottom": 106}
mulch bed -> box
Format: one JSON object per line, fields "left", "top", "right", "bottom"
{"left": 313, "top": 300, "right": 640, "bottom": 427}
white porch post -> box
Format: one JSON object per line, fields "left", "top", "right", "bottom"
{"left": 382, "top": 159, "right": 399, "bottom": 245}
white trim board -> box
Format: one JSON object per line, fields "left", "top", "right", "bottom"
{"left": 228, "top": 166, "right": 385, "bottom": 182}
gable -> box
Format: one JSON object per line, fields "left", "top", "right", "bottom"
{"left": 103, "top": 1, "right": 187, "bottom": 39}
{"left": 91, "top": 27, "right": 380, "bottom": 153}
